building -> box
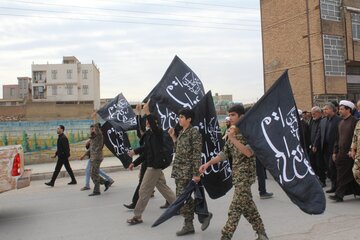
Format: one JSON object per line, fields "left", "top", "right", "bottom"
{"left": 2, "top": 84, "right": 19, "bottom": 100}
{"left": 261, "top": 0, "right": 360, "bottom": 110}
{"left": 31, "top": 56, "right": 100, "bottom": 109}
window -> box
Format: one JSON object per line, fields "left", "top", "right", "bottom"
{"left": 82, "top": 85, "right": 89, "bottom": 95}
{"left": 82, "top": 69, "right": 88, "bottom": 79}
{"left": 352, "top": 13, "right": 360, "bottom": 41}
{"left": 10, "top": 88, "right": 15, "bottom": 96}
{"left": 52, "top": 86, "right": 57, "bottom": 95}
{"left": 67, "top": 69, "right": 72, "bottom": 79}
{"left": 320, "top": 0, "right": 341, "bottom": 22}
{"left": 51, "top": 70, "right": 57, "bottom": 80}
{"left": 66, "top": 84, "right": 73, "bottom": 95}
{"left": 323, "top": 35, "right": 346, "bottom": 76}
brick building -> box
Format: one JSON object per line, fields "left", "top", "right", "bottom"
{"left": 261, "top": 0, "right": 360, "bottom": 110}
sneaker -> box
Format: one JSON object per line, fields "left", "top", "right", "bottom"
{"left": 256, "top": 233, "right": 269, "bottom": 240}
{"left": 176, "top": 224, "right": 195, "bottom": 236}
{"left": 260, "top": 192, "right": 273, "bottom": 199}
{"left": 80, "top": 186, "right": 90, "bottom": 191}
{"left": 201, "top": 212, "right": 213, "bottom": 231}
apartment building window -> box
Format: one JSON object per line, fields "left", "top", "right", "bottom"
{"left": 51, "top": 70, "right": 57, "bottom": 80}
{"left": 82, "top": 85, "right": 89, "bottom": 95}
{"left": 82, "top": 69, "right": 88, "bottom": 79}
{"left": 323, "top": 35, "right": 345, "bottom": 76}
{"left": 10, "top": 88, "right": 15, "bottom": 96}
{"left": 67, "top": 69, "right": 72, "bottom": 79}
{"left": 352, "top": 13, "right": 360, "bottom": 41}
{"left": 52, "top": 86, "right": 57, "bottom": 95}
{"left": 34, "top": 71, "right": 45, "bottom": 81}
{"left": 320, "top": 0, "right": 341, "bottom": 22}
{"left": 66, "top": 84, "right": 73, "bottom": 95}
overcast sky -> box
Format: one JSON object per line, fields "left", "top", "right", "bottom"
{"left": 0, "top": 0, "right": 263, "bottom": 103}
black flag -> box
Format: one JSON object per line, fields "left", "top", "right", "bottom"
{"left": 97, "top": 93, "right": 137, "bottom": 131}
{"left": 143, "top": 55, "right": 205, "bottom": 129}
{"left": 237, "top": 70, "right": 325, "bottom": 214}
{"left": 192, "top": 91, "right": 232, "bottom": 199}
{"left": 101, "top": 121, "right": 132, "bottom": 168}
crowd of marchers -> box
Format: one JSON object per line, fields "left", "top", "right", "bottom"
{"left": 299, "top": 100, "right": 360, "bottom": 202}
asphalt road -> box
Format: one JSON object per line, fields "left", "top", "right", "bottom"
{"left": 1, "top": 168, "right": 360, "bottom": 240}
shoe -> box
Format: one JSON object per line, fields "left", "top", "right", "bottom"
{"left": 160, "top": 201, "right": 170, "bottom": 209}
{"left": 108, "top": 180, "right": 114, "bottom": 187}
{"left": 123, "top": 203, "right": 135, "bottom": 210}
{"left": 256, "top": 233, "right": 269, "bottom": 240}
{"left": 151, "top": 190, "right": 155, "bottom": 198}
{"left": 45, "top": 182, "right": 54, "bottom": 187}
{"left": 326, "top": 187, "right": 336, "bottom": 193}
{"left": 260, "top": 192, "right": 273, "bottom": 199}
{"left": 104, "top": 181, "right": 110, "bottom": 192}
{"left": 201, "top": 212, "right": 213, "bottom": 231}
{"left": 176, "top": 224, "right": 195, "bottom": 236}
{"left": 80, "top": 186, "right": 90, "bottom": 191}
{"left": 88, "top": 192, "right": 101, "bottom": 196}
{"left": 68, "top": 181, "right": 77, "bottom": 185}
{"left": 329, "top": 194, "right": 343, "bottom": 202}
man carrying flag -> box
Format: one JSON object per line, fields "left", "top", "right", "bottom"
{"left": 199, "top": 104, "right": 268, "bottom": 240}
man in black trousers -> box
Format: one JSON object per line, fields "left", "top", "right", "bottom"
{"left": 45, "top": 125, "right": 77, "bottom": 187}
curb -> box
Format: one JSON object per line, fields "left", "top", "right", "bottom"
{"left": 31, "top": 165, "right": 126, "bottom": 181}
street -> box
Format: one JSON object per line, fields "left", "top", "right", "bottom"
{"left": 1, "top": 168, "right": 360, "bottom": 240}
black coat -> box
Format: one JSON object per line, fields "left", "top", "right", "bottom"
{"left": 56, "top": 133, "right": 70, "bottom": 159}
{"left": 133, "top": 114, "right": 163, "bottom": 168}
{"left": 315, "top": 115, "right": 342, "bottom": 153}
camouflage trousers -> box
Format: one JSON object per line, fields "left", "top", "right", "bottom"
{"left": 90, "top": 159, "right": 105, "bottom": 193}
{"left": 175, "top": 178, "right": 195, "bottom": 224}
{"left": 221, "top": 182, "right": 266, "bottom": 239}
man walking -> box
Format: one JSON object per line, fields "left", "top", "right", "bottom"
{"left": 199, "top": 104, "right": 268, "bottom": 240}
{"left": 168, "top": 108, "right": 213, "bottom": 236}
{"left": 81, "top": 112, "right": 110, "bottom": 196}
{"left": 45, "top": 125, "right": 77, "bottom": 187}
{"left": 330, "top": 100, "right": 360, "bottom": 202}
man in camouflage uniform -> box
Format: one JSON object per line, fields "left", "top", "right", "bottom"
{"left": 351, "top": 120, "right": 360, "bottom": 185}
{"left": 199, "top": 104, "right": 268, "bottom": 240}
{"left": 80, "top": 113, "right": 110, "bottom": 196}
{"left": 168, "top": 108, "right": 212, "bottom": 236}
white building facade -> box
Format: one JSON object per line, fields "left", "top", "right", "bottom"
{"left": 31, "top": 56, "right": 100, "bottom": 109}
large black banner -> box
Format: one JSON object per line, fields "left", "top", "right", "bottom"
{"left": 237, "top": 70, "right": 325, "bottom": 214}
{"left": 192, "top": 91, "right": 232, "bottom": 199}
{"left": 101, "top": 121, "right": 132, "bottom": 168}
{"left": 97, "top": 93, "right": 137, "bottom": 131}
{"left": 143, "top": 55, "right": 206, "bottom": 130}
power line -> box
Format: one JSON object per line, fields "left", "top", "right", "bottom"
{"left": 0, "top": 6, "right": 260, "bottom": 27}
{"left": 0, "top": 13, "right": 260, "bottom": 31}
{"left": 1, "top": 0, "right": 260, "bottom": 23}
{"left": 157, "top": 0, "right": 258, "bottom": 10}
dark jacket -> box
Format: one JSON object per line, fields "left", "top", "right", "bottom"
{"left": 133, "top": 114, "right": 163, "bottom": 169}
{"left": 309, "top": 117, "right": 322, "bottom": 148}
{"left": 56, "top": 133, "right": 70, "bottom": 159}
{"left": 315, "top": 115, "right": 342, "bottom": 152}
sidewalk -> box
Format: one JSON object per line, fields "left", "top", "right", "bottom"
{"left": 29, "top": 156, "right": 126, "bottom": 181}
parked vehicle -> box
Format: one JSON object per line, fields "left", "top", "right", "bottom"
{"left": 0, "top": 145, "right": 31, "bottom": 193}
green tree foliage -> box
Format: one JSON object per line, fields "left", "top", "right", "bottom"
{"left": 21, "top": 131, "right": 31, "bottom": 152}
{"left": 33, "top": 133, "right": 40, "bottom": 151}
{"left": 2, "top": 133, "right": 8, "bottom": 146}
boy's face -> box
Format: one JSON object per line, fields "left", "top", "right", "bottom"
{"left": 228, "top": 112, "right": 241, "bottom": 125}
{"left": 178, "top": 114, "right": 191, "bottom": 127}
